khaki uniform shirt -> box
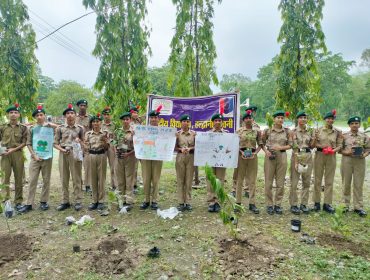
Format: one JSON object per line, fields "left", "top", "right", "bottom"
{"left": 237, "top": 126, "right": 262, "bottom": 149}
{"left": 292, "top": 126, "right": 314, "bottom": 150}
{"left": 0, "top": 123, "right": 27, "bottom": 148}
{"left": 341, "top": 131, "right": 370, "bottom": 154}
{"left": 176, "top": 129, "right": 196, "bottom": 148}
{"left": 114, "top": 127, "right": 134, "bottom": 151}
{"left": 26, "top": 123, "right": 54, "bottom": 146}
{"left": 263, "top": 126, "right": 292, "bottom": 148}
{"left": 55, "top": 123, "right": 84, "bottom": 147}
{"left": 315, "top": 126, "right": 342, "bottom": 149}
{"left": 76, "top": 114, "right": 90, "bottom": 132}
{"left": 84, "top": 130, "right": 109, "bottom": 151}
{"left": 102, "top": 122, "right": 116, "bottom": 141}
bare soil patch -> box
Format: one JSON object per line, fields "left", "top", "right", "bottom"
{"left": 0, "top": 233, "right": 33, "bottom": 267}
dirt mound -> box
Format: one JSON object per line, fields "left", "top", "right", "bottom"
{"left": 0, "top": 233, "right": 33, "bottom": 267}
{"left": 86, "top": 235, "right": 140, "bottom": 275}
{"left": 218, "top": 238, "right": 280, "bottom": 278}
{"left": 318, "top": 233, "right": 369, "bottom": 258}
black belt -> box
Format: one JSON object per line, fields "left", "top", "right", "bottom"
{"left": 316, "top": 148, "right": 323, "bottom": 152}
{"left": 298, "top": 148, "right": 311, "bottom": 153}
{"left": 240, "top": 148, "right": 256, "bottom": 152}
{"left": 89, "top": 149, "right": 106, "bottom": 155}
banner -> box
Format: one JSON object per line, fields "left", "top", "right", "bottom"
{"left": 133, "top": 125, "right": 177, "bottom": 161}
{"left": 147, "top": 92, "right": 240, "bottom": 133}
{"left": 32, "top": 126, "right": 54, "bottom": 160}
{"left": 194, "top": 132, "right": 239, "bottom": 168}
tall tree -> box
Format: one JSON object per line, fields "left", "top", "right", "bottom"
{"left": 0, "top": 0, "right": 38, "bottom": 116}
{"left": 168, "top": 0, "right": 221, "bottom": 97}
{"left": 275, "top": 0, "right": 327, "bottom": 119}
{"left": 360, "top": 48, "right": 370, "bottom": 69}
{"left": 83, "top": 0, "right": 151, "bottom": 113}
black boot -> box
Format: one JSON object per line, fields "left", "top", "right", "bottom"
{"left": 151, "top": 202, "right": 159, "bottom": 210}
{"left": 214, "top": 202, "right": 221, "bottom": 213}
{"left": 88, "top": 203, "right": 98, "bottom": 210}
{"left": 267, "top": 206, "right": 274, "bottom": 215}
{"left": 354, "top": 209, "right": 367, "bottom": 217}
{"left": 39, "top": 202, "right": 49, "bottom": 211}
{"left": 290, "top": 205, "right": 301, "bottom": 215}
{"left": 19, "top": 205, "right": 32, "bottom": 214}
{"left": 74, "top": 203, "right": 83, "bottom": 211}
{"left": 323, "top": 204, "right": 335, "bottom": 214}
{"left": 57, "top": 203, "right": 71, "bottom": 211}
{"left": 177, "top": 204, "right": 185, "bottom": 212}
{"left": 313, "top": 202, "right": 321, "bottom": 212}
{"left": 249, "top": 204, "right": 259, "bottom": 214}
{"left": 140, "top": 202, "right": 150, "bottom": 210}
{"left": 300, "top": 204, "right": 309, "bottom": 214}
{"left": 185, "top": 204, "right": 193, "bottom": 211}
{"left": 208, "top": 204, "right": 216, "bottom": 213}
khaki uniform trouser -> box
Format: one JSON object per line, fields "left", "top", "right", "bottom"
{"left": 141, "top": 159, "right": 163, "bottom": 203}
{"left": 341, "top": 155, "right": 366, "bottom": 210}
{"left": 83, "top": 154, "right": 91, "bottom": 187}
{"left": 175, "top": 153, "right": 195, "bottom": 204}
{"left": 313, "top": 152, "right": 336, "bottom": 204}
{"left": 59, "top": 151, "right": 82, "bottom": 204}
{"left": 264, "top": 152, "right": 287, "bottom": 207}
{"left": 107, "top": 146, "right": 117, "bottom": 187}
{"left": 232, "top": 168, "right": 249, "bottom": 191}
{"left": 26, "top": 158, "right": 52, "bottom": 205}
{"left": 115, "top": 154, "right": 136, "bottom": 204}
{"left": 236, "top": 155, "right": 258, "bottom": 205}
{"left": 89, "top": 153, "right": 107, "bottom": 203}
{"left": 206, "top": 167, "right": 226, "bottom": 205}
{"left": 289, "top": 155, "right": 313, "bottom": 206}
{"left": 1, "top": 150, "right": 24, "bottom": 204}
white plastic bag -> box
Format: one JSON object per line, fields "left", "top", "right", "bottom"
{"left": 72, "top": 141, "right": 83, "bottom": 161}
{"left": 75, "top": 215, "right": 94, "bottom": 225}
{"left": 4, "top": 200, "right": 14, "bottom": 218}
{"left": 157, "top": 207, "right": 179, "bottom": 220}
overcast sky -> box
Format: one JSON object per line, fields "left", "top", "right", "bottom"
{"left": 23, "top": 0, "right": 370, "bottom": 89}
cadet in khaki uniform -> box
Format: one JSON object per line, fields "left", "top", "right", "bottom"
{"left": 206, "top": 113, "right": 228, "bottom": 213}
{"left": 235, "top": 110, "right": 263, "bottom": 214}
{"left": 129, "top": 105, "right": 143, "bottom": 193}
{"left": 313, "top": 111, "right": 342, "bottom": 214}
{"left": 289, "top": 111, "right": 314, "bottom": 215}
{"left": 262, "top": 110, "right": 292, "bottom": 215}
{"left": 102, "top": 107, "right": 117, "bottom": 189}
{"left": 340, "top": 116, "right": 369, "bottom": 217}
{"left": 0, "top": 104, "right": 27, "bottom": 210}
{"left": 19, "top": 105, "right": 58, "bottom": 213}
{"left": 85, "top": 114, "right": 109, "bottom": 210}
{"left": 114, "top": 112, "right": 136, "bottom": 211}
{"left": 232, "top": 105, "right": 260, "bottom": 198}
{"left": 140, "top": 106, "right": 163, "bottom": 210}
{"left": 175, "top": 114, "right": 196, "bottom": 212}
{"left": 76, "top": 99, "right": 91, "bottom": 193}
{"left": 54, "top": 104, "right": 84, "bottom": 211}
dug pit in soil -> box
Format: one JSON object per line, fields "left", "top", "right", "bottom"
{"left": 86, "top": 235, "right": 140, "bottom": 275}
{"left": 318, "top": 233, "right": 369, "bottom": 259}
{"left": 218, "top": 238, "right": 281, "bottom": 278}
{"left": 0, "top": 233, "right": 33, "bottom": 267}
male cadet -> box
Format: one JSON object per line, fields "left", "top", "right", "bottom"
{"left": 340, "top": 116, "right": 369, "bottom": 217}
{"left": 129, "top": 105, "right": 143, "bottom": 193}
{"left": 0, "top": 103, "right": 27, "bottom": 211}
{"left": 289, "top": 111, "right": 314, "bottom": 215}
{"left": 313, "top": 110, "right": 342, "bottom": 214}
{"left": 175, "top": 114, "right": 196, "bottom": 212}
{"left": 206, "top": 112, "right": 228, "bottom": 213}
{"left": 232, "top": 105, "right": 259, "bottom": 197}
{"left": 140, "top": 105, "right": 163, "bottom": 210}
{"left": 102, "top": 106, "right": 117, "bottom": 190}
{"left": 235, "top": 109, "right": 263, "bottom": 214}
{"left": 76, "top": 99, "right": 91, "bottom": 193}
{"left": 19, "top": 105, "right": 58, "bottom": 213}
{"left": 54, "top": 104, "right": 84, "bottom": 211}
{"left": 262, "top": 110, "right": 292, "bottom": 215}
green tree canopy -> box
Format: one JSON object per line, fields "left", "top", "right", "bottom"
{"left": 0, "top": 0, "right": 38, "bottom": 116}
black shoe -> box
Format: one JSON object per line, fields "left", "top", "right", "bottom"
{"left": 185, "top": 204, "right": 193, "bottom": 211}
{"left": 313, "top": 202, "right": 321, "bottom": 212}
{"left": 57, "top": 203, "right": 71, "bottom": 211}
{"left": 274, "top": 205, "right": 283, "bottom": 215}
{"left": 39, "top": 202, "right": 49, "bottom": 211}
{"left": 85, "top": 186, "right": 92, "bottom": 193}
{"left": 124, "top": 204, "right": 133, "bottom": 212}
{"left": 234, "top": 203, "right": 242, "bottom": 213}
{"left": 151, "top": 202, "right": 158, "bottom": 210}
{"left": 249, "top": 204, "right": 259, "bottom": 214}
{"left": 214, "top": 202, "right": 221, "bottom": 213}
{"left": 244, "top": 191, "right": 249, "bottom": 198}
{"left": 300, "top": 204, "right": 309, "bottom": 214}
{"left": 74, "top": 203, "right": 82, "bottom": 211}
{"left": 88, "top": 203, "right": 98, "bottom": 210}
{"left": 19, "top": 205, "right": 32, "bottom": 214}
{"left": 267, "top": 206, "right": 274, "bottom": 215}
{"left": 323, "top": 204, "right": 335, "bottom": 214}
{"left": 15, "top": 203, "right": 23, "bottom": 212}
{"left": 140, "top": 202, "right": 150, "bottom": 210}
{"left": 290, "top": 205, "right": 301, "bottom": 215}
{"left": 97, "top": 203, "right": 106, "bottom": 210}
{"left": 208, "top": 204, "right": 216, "bottom": 212}
{"left": 354, "top": 209, "right": 367, "bottom": 217}
{"left": 177, "top": 204, "right": 185, "bottom": 211}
